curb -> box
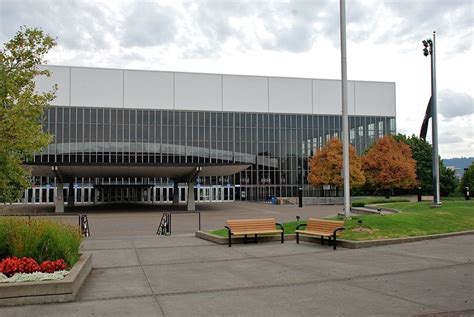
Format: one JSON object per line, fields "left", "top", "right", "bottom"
{"left": 196, "top": 230, "right": 474, "bottom": 249}
{"left": 0, "top": 252, "right": 92, "bottom": 307}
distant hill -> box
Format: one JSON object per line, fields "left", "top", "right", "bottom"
{"left": 443, "top": 157, "right": 473, "bottom": 176}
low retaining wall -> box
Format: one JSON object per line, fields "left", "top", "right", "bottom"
{"left": 339, "top": 230, "right": 474, "bottom": 249}
{"left": 196, "top": 230, "right": 474, "bottom": 249}
{"left": 0, "top": 252, "right": 92, "bottom": 307}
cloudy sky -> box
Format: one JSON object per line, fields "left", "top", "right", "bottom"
{"left": 1, "top": 0, "right": 473, "bottom": 158}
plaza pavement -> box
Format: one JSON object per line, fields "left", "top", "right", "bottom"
{"left": 0, "top": 202, "right": 473, "bottom": 316}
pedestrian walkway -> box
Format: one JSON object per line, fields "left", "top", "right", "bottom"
{"left": 1, "top": 233, "right": 472, "bottom": 316}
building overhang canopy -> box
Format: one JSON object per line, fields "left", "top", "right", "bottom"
{"left": 25, "top": 163, "right": 251, "bottom": 182}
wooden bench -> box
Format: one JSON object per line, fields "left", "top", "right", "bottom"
{"left": 225, "top": 218, "right": 284, "bottom": 247}
{"left": 295, "top": 218, "right": 345, "bottom": 250}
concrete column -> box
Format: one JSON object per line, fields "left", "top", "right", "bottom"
{"left": 187, "top": 182, "right": 195, "bottom": 211}
{"left": 172, "top": 182, "right": 179, "bottom": 206}
{"left": 93, "top": 187, "right": 99, "bottom": 204}
{"left": 68, "top": 182, "right": 75, "bottom": 206}
{"left": 55, "top": 183, "right": 64, "bottom": 213}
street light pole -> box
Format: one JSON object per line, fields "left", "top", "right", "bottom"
{"left": 430, "top": 31, "right": 441, "bottom": 207}
{"left": 340, "top": 0, "right": 351, "bottom": 218}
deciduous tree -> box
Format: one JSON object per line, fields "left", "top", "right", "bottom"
{"left": 0, "top": 27, "right": 55, "bottom": 203}
{"left": 460, "top": 162, "right": 474, "bottom": 195}
{"left": 307, "top": 138, "right": 365, "bottom": 190}
{"left": 395, "top": 134, "right": 459, "bottom": 196}
{"left": 363, "top": 136, "right": 417, "bottom": 194}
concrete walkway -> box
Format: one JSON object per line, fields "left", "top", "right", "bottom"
{"left": 1, "top": 233, "right": 473, "bottom": 316}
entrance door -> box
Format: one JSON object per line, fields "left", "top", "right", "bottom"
{"left": 198, "top": 187, "right": 210, "bottom": 202}
{"left": 211, "top": 186, "right": 223, "bottom": 202}
{"left": 179, "top": 187, "right": 187, "bottom": 203}
{"left": 223, "top": 186, "right": 235, "bottom": 202}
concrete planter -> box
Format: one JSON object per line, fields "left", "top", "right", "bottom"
{"left": 196, "top": 231, "right": 295, "bottom": 244}
{"left": 0, "top": 252, "right": 92, "bottom": 307}
{"left": 196, "top": 230, "right": 474, "bottom": 249}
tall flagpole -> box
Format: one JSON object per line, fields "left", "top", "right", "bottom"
{"left": 340, "top": 0, "right": 351, "bottom": 218}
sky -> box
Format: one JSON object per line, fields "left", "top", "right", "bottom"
{"left": 1, "top": 0, "right": 473, "bottom": 159}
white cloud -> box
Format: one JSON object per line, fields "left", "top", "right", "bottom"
{"left": 1, "top": 0, "right": 472, "bottom": 158}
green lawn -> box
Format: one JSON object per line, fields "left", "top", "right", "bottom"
{"left": 341, "top": 200, "right": 474, "bottom": 241}
{"left": 209, "top": 200, "right": 474, "bottom": 241}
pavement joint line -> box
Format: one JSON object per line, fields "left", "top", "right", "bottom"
{"left": 84, "top": 260, "right": 473, "bottom": 302}
{"left": 82, "top": 243, "right": 217, "bottom": 251}
{"left": 372, "top": 249, "right": 466, "bottom": 265}
{"left": 415, "top": 309, "right": 474, "bottom": 317}
{"left": 152, "top": 261, "right": 474, "bottom": 297}
{"left": 88, "top": 245, "right": 472, "bottom": 270}
{"left": 339, "top": 279, "right": 448, "bottom": 312}
{"left": 91, "top": 249, "right": 331, "bottom": 269}
{"left": 131, "top": 239, "right": 166, "bottom": 316}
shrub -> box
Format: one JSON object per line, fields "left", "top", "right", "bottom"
{"left": 0, "top": 217, "right": 82, "bottom": 267}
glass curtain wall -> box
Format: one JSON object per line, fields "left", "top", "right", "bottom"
{"left": 32, "top": 107, "right": 396, "bottom": 200}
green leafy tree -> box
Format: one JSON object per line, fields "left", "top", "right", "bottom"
{"left": 440, "top": 165, "right": 458, "bottom": 197}
{"left": 395, "top": 134, "right": 460, "bottom": 196}
{"left": 0, "top": 27, "right": 56, "bottom": 203}
{"left": 394, "top": 134, "right": 432, "bottom": 193}
{"left": 460, "top": 162, "right": 474, "bottom": 195}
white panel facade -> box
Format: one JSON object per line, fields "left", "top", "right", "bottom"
{"left": 35, "top": 66, "right": 70, "bottom": 106}
{"left": 124, "top": 70, "right": 174, "bottom": 109}
{"left": 36, "top": 66, "right": 395, "bottom": 116}
{"left": 269, "top": 78, "right": 312, "bottom": 114}
{"left": 355, "top": 81, "right": 396, "bottom": 116}
{"left": 71, "top": 68, "right": 123, "bottom": 108}
{"left": 175, "top": 73, "right": 222, "bottom": 111}
{"left": 312, "top": 79, "right": 355, "bottom": 115}
{"left": 223, "top": 75, "right": 268, "bottom": 112}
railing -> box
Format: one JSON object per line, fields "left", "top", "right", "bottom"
{"left": 0, "top": 213, "right": 91, "bottom": 237}
{"left": 156, "top": 211, "right": 201, "bottom": 235}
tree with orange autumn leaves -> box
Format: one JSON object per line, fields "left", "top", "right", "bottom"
{"left": 308, "top": 136, "right": 417, "bottom": 193}
{"left": 363, "top": 136, "right": 417, "bottom": 191}
{"left": 307, "top": 138, "right": 365, "bottom": 189}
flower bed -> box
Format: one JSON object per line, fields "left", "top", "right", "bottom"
{"left": 0, "top": 217, "right": 82, "bottom": 284}
{"left": 0, "top": 217, "right": 90, "bottom": 306}
{"left": 0, "top": 257, "right": 66, "bottom": 277}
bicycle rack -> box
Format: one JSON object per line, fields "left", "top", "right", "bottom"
{"left": 156, "top": 211, "right": 201, "bottom": 235}
{"left": 80, "top": 214, "right": 90, "bottom": 237}
{"left": 156, "top": 213, "right": 171, "bottom": 235}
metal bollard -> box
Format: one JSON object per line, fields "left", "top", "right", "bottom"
{"left": 298, "top": 188, "right": 303, "bottom": 208}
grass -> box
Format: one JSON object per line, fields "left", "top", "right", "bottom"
{"left": 340, "top": 200, "right": 474, "bottom": 241}
{"left": 0, "top": 217, "right": 83, "bottom": 267}
{"left": 209, "top": 199, "right": 474, "bottom": 241}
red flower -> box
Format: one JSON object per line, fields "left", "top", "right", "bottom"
{"left": 0, "top": 257, "right": 67, "bottom": 277}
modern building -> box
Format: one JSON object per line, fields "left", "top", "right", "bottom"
{"left": 23, "top": 65, "right": 396, "bottom": 211}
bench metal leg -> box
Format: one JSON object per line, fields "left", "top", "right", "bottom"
{"left": 320, "top": 236, "right": 324, "bottom": 245}
{"left": 254, "top": 234, "right": 258, "bottom": 243}
{"left": 244, "top": 235, "right": 247, "bottom": 244}
{"left": 281, "top": 231, "right": 284, "bottom": 243}
{"left": 228, "top": 231, "right": 232, "bottom": 247}
{"left": 296, "top": 232, "right": 299, "bottom": 244}
{"left": 333, "top": 232, "right": 337, "bottom": 250}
